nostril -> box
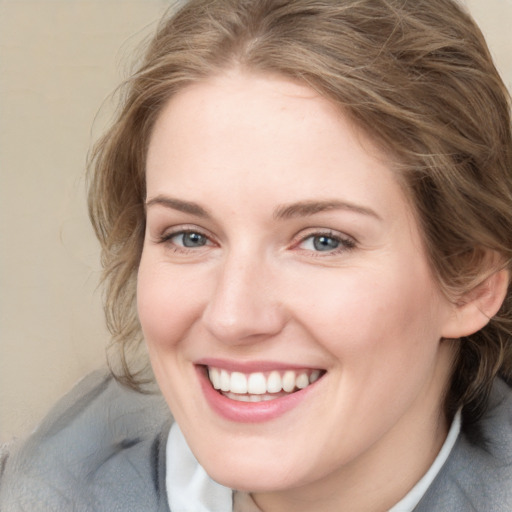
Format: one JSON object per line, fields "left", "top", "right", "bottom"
{"left": 201, "top": 307, "right": 286, "bottom": 346}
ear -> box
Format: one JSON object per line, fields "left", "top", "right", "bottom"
{"left": 441, "top": 267, "right": 509, "bottom": 339}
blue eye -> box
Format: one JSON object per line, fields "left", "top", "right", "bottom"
{"left": 177, "top": 232, "right": 208, "bottom": 247}
{"left": 312, "top": 235, "right": 340, "bottom": 251}
{"left": 298, "top": 232, "right": 354, "bottom": 253}
{"left": 160, "top": 230, "right": 210, "bottom": 249}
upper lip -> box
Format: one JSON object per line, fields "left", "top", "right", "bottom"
{"left": 195, "top": 357, "right": 325, "bottom": 373}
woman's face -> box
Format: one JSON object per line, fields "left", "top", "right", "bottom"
{"left": 138, "top": 71, "right": 458, "bottom": 502}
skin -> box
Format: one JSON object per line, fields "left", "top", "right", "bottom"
{"left": 137, "top": 70, "right": 462, "bottom": 511}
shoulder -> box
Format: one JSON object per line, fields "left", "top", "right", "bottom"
{"left": 416, "top": 378, "right": 512, "bottom": 512}
{"left": 0, "top": 369, "right": 172, "bottom": 512}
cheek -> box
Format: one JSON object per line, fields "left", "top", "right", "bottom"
{"left": 136, "top": 256, "right": 206, "bottom": 350}
{"left": 288, "top": 262, "right": 444, "bottom": 362}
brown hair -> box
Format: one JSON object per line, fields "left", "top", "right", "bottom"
{"left": 88, "top": 0, "right": 512, "bottom": 423}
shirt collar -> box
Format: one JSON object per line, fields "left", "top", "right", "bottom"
{"left": 166, "top": 410, "right": 461, "bottom": 512}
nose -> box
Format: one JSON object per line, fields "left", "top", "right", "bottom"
{"left": 201, "top": 253, "right": 287, "bottom": 345}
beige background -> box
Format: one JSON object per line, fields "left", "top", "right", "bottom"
{"left": 0, "top": 0, "right": 511, "bottom": 445}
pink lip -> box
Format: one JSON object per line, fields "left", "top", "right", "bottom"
{"left": 196, "top": 364, "right": 322, "bottom": 423}
{"left": 196, "top": 357, "right": 320, "bottom": 373}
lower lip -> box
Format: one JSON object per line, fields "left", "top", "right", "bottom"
{"left": 197, "top": 367, "right": 320, "bottom": 423}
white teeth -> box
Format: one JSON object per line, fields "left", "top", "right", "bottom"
{"left": 230, "top": 372, "right": 247, "bottom": 394}
{"left": 208, "top": 368, "right": 221, "bottom": 389}
{"left": 296, "top": 372, "right": 309, "bottom": 389}
{"left": 220, "top": 369, "right": 230, "bottom": 392}
{"left": 266, "top": 371, "right": 282, "bottom": 393}
{"left": 247, "top": 372, "right": 267, "bottom": 394}
{"left": 225, "top": 392, "right": 279, "bottom": 402}
{"left": 282, "top": 371, "right": 296, "bottom": 392}
{"left": 207, "top": 366, "right": 323, "bottom": 397}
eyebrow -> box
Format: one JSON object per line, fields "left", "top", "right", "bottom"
{"left": 273, "top": 200, "right": 381, "bottom": 221}
{"left": 145, "top": 195, "right": 381, "bottom": 221}
{"left": 145, "top": 196, "right": 211, "bottom": 218}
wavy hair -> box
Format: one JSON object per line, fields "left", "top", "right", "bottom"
{"left": 88, "top": 0, "right": 512, "bottom": 424}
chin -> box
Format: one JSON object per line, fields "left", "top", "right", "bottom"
{"left": 195, "top": 440, "right": 318, "bottom": 493}
{"left": 206, "top": 463, "right": 292, "bottom": 493}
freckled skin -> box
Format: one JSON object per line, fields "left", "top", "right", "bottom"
{"left": 137, "top": 71, "right": 460, "bottom": 511}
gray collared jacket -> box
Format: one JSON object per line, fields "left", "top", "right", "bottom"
{"left": 1, "top": 369, "right": 511, "bottom": 511}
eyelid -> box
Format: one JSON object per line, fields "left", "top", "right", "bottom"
{"left": 157, "top": 224, "right": 217, "bottom": 247}
{"left": 153, "top": 223, "right": 356, "bottom": 255}
{"left": 291, "top": 228, "right": 357, "bottom": 253}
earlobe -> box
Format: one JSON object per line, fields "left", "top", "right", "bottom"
{"left": 441, "top": 268, "right": 510, "bottom": 339}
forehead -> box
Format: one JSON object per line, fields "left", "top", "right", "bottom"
{"left": 147, "top": 72, "right": 341, "bottom": 168}
{"left": 145, "top": 71, "right": 412, "bottom": 225}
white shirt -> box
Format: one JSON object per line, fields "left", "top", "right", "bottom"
{"left": 166, "top": 411, "right": 461, "bottom": 512}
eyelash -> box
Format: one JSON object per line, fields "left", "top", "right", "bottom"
{"left": 157, "top": 228, "right": 214, "bottom": 252}
{"left": 293, "top": 230, "right": 356, "bottom": 256}
{"left": 156, "top": 227, "right": 356, "bottom": 256}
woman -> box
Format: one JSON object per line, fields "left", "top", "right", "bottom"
{"left": 1, "top": 0, "right": 511, "bottom": 510}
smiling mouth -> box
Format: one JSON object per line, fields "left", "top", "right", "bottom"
{"left": 206, "top": 367, "right": 325, "bottom": 403}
